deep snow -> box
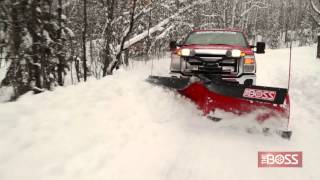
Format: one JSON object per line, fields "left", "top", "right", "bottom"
{"left": 0, "top": 46, "right": 319, "bottom": 180}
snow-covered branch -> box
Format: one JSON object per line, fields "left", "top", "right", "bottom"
{"left": 200, "top": 13, "right": 220, "bottom": 18}
{"left": 311, "top": 0, "right": 320, "bottom": 15}
{"left": 240, "top": 3, "right": 267, "bottom": 17}
{"left": 116, "top": 19, "right": 165, "bottom": 52}
{"left": 115, "top": 0, "right": 206, "bottom": 52}
{"left": 310, "top": 13, "right": 320, "bottom": 26}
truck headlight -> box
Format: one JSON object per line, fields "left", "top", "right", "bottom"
{"left": 180, "top": 49, "right": 192, "bottom": 56}
{"left": 243, "top": 56, "right": 256, "bottom": 73}
{"left": 231, "top": 49, "right": 241, "bottom": 57}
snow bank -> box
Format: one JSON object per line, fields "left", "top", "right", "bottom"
{"left": 0, "top": 46, "right": 319, "bottom": 180}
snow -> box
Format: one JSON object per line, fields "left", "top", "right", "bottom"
{"left": 36, "top": 7, "right": 41, "bottom": 13}
{"left": 0, "top": 59, "right": 8, "bottom": 83}
{"left": 0, "top": 59, "right": 14, "bottom": 102}
{"left": 61, "top": 14, "right": 67, "bottom": 21}
{"left": 0, "top": 46, "right": 319, "bottom": 180}
{"left": 64, "top": 27, "right": 75, "bottom": 38}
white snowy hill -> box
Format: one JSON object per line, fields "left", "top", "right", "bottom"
{"left": 0, "top": 46, "right": 319, "bottom": 180}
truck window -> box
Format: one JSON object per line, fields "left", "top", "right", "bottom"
{"left": 185, "top": 31, "right": 248, "bottom": 47}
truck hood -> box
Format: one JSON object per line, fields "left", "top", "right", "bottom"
{"left": 181, "top": 44, "right": 254, "bottom": 55}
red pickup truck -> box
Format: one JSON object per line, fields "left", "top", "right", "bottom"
{"left": 169, "top": 29, "right": 265, "bottom": 86}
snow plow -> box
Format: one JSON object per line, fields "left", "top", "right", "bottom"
{"left": 147, "top": 29, "right": 292, "bottom": 139}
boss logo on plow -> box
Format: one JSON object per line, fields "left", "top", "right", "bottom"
{"left": 258, "top": 152, "right": 303, "bottom": 168}
{"left": 243, "top": 88, "right": 276, "bottom": 101}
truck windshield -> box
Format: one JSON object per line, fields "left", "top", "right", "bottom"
{"left": 185, "top": 31, "right": 248, "bottom": 47}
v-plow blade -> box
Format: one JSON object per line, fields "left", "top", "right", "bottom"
{"left": 147, "top": 76, "right": 292, "bottom": 139}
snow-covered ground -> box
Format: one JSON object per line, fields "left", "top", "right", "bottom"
{"left": 0, "top": 46, "right": 319, "bottom": 180}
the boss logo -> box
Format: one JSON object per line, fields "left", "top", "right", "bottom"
{"left": 258, "top": 152, "right": 303, "bottom": 168}
{"left": 243, "top": 88, "right": 276, "bottom": 101}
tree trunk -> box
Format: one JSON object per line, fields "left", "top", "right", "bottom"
{"left": 124, "top": 49, "right": 129, "bottom": 66}
{"left": 102, "top": 0, "right": 115, "bottom": 77}
{"left": 57, "top": 0, "right": 64, "bottom": 86}
{"left": 30, "top": 0, "right": 43, "bottom": 91}
{"left": 110, "top": 0, "right": 137, "bottom": 74}
{"left": 317, "top": 35, "right": 320, "bottom": 59}
{"left": 82, "top": 0, "right": 87, "bottom": 81}
{"left": 230, "top": 0, "right": 238, "bottom": 28}
{"left": 75, "top": 57, "right": 81, "bottom": 82}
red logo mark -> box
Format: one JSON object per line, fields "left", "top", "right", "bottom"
{"left": 243, "top": 88, "right": 276, "bottom": 101}
{"left": 258, "top": 152, "right": 303, "bottom": 168}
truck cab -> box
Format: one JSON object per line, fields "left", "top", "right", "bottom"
{"left": 169, "top": 29, "right": 265, "bottom": 86}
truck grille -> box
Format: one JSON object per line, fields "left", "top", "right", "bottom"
{"left": 185, "top": 55, "right": 238, "bottom": 75}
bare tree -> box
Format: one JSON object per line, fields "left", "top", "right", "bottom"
{"left": 82, "top": 0, "right": 87, "bottom": 81}
{"left": 102, "top": 0, "right": 115, "bottom": 76}
{"left": 57, "top": 0, "right": 65, "bottom": 86}
{"left": 310, "top": 0, "right": 320, "bottom": 58}
{"left": 109, "top": 0, "right": 138, "bottom": 74}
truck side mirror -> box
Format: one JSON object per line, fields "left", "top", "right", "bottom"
{"left": 256, "top": 42, "right": 265, "bottom": 54}
{"left": 169, "top": 41, "right": 177, "bottom": 50}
